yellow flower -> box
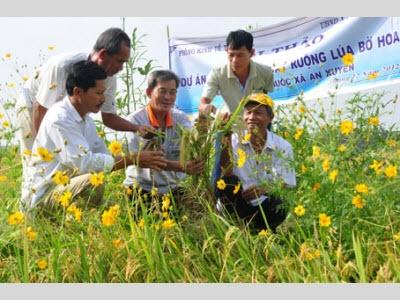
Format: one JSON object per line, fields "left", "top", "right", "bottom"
{"left": 26, "top": 227, "right": 37, "bottom": 241}
{"left": 237, "top": 148, "right": 247, "bottom": 168}
{"left": 312, "top": 182, "right": 321, "bottom": 192}
{"left": 368, "top": 116, "right": 380, "bottom": 126}
{"left": 52, "top": 170, "right": 69, "bottom": 186}
{"left": 338, "top": 144, "right": 347, "bottom": 152}
{"left": 0, "top": 175, "right": 7, "bottom": 182}
{"left": 328, "top": 169, "right": 338, "bottom": 183}
{"left": 393, "top": 232, "right": 400, "bottom": 241}
{"left": 319, "top": 213, "right": 331, "bottom": 227}
{"left": 137, "top": 218, "right": 145, "bottom": 228}
{"left": 312, "top": 146, "right": 321, "bottom": 159}
{"left": 300, "top": 164, "right": 307, "bottom": 174}
{"left": 22, "top": 75, "right": 29, "bottom": 82}
{"left": 258, "top": 229, "right": 269, "bottom": 237}
{"left": 126, "top": 186, "right": 133, "bottom": 196}
{"left": 322, "top": 158, "right": 330, "bottom": 172}
{"left": 37, "top": 259, "right": 48, "bottom": 270}
{"left": 47, "top": 45, "right": 55, "bottom": 51}
{"left": 369, "top": 160, "right": 383, "bottom": 175}
{"left": 340, "top": 120, "right": 354, "bottom": 136}
{"left": 37, "top": 147, "right": 53, "bottom": 162}
{"left": 342, "top": 53, "right": 354, "bottom": 66}
{"left": 0, "top": 112, "right": 3, "bottom": 119}
{"left": 233, "top": 182, "right": 241, "bottom": 194}
{"left": 162, "top": 194, "right": 171, "bottom": 211}
{"left": 384, "top": 164, "right": 397, "bottom": 178}
{"left": 4, "top": 53, "right": 12, "bottom": 59}
{"left": 67, "top": 203, "right": 82, "bottom": 222}
{"left": 352, "top": 195, "right": 365, "bottom": 209}
{"left": 367, "top": 71, "right": 379, "bottom": 80}
{"left": 294, "top": 205, "right": 305, "bottom": 217}
{"left": 108, "top": 140, "right": 122, "bottom": 156}
{"left": 58, "top": 191, "right": 72, "bottom": 208}
{"left": 150, "top": 187, "right": 158, "bottom": 197}
{"left": 298, "top": 105, "right": 306, "bottom": 114}
{"left": 112, "top": 239, "right": 123, "bottom": 249}
{"left": 278, "top": 66, "right": 286, "bottom": 73}
{"left": 354, "top": 183, "right": 369, "bottom": 194}
{"left": 7, "top": 82, "right": 16, "bottom": 88}
{"left": 2, "top": 120, "right": 10, "bottom": 128}
{"left": 8, "top": 211, "right": 25, "bottom": 225}
{"left": 89, "top": 172, "right": 104, "bottom": 187}
{"left": 386, "top": 139, "right": 397, "bottom": 147}
{"left": 101, "top": 205, "right": 120, "bottom": 227}
{"left": 293, "top": 128, "right": 304, "bottom": 140}
{"left": 162, "top": 218, "right": 176, "bottom": 230}
{"left": 216, "top": 178, "right": 226, "bottom": 190}
{"left": 242, "top": 132, "right": 251, "bottom": 143}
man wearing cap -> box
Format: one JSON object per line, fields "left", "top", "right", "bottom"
{"left": 215, "top": 93, "right": 296, "bottom": 233}
{"left": 199, "top": 29, "right": 274, "bottom": 115}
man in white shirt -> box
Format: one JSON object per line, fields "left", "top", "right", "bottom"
{"left": 124, "top": 70, "right": 204, "bottom": 202}
{"left": 215, "top": 93, "right": 296, "bottom": 233}
{"left": 199, "top": 30, "right": 274, "bottom": 114}
{"left": 16, "top": 27, "right": 151, "bottom": 176}
{"left": 21, "top": 61, "right": 167, "bottom": 210}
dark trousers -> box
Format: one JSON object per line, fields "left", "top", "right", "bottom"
{"left": 215, "top": 175, "right": 287, "bottom": 233}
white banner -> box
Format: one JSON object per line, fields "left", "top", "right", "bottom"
{"left": 169, "top": 17, "right": 400, "bottom": 114}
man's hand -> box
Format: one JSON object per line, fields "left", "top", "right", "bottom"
{"left": 242, "top": 185, "right": 267, "bottom": 203}
{"left": 199, "top": 102, "right": 216, "bottom": 115}
{"left": 136, "top": 125, "right": 157, "bottom": 139}
{"left": 137, "top": 150, "right": 167, "bottom": 171}
{"left": 183, "top": 160, "right": 205, "bottom": 175}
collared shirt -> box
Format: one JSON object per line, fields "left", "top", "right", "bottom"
{"left": 16, "top": 52, "right": 117, "bottom": 114}
{"left": 201, "top": 60, "right": 274, "bottom": 112}
{"left": 21, "top": 97, "right": 114, "bottom": 208}
{"left": 124, "top": 106, "right": 192, "bottom": 195}
{"left": 231, "top": 129, "right": 296, "bottom": 206}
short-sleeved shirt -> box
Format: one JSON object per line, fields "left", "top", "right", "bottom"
{"left": 16, "top": 52, "right": 117, "bottom": 114}
{"left": 201, "top": 60, "right": 274, "bottom": 112}
{"left": 123, "top": 106, "right": 192, "bottom": 195}
{"left": 231, "top": 129, "right": 296, "bottom": 206}
{"left": 21, "top": 97, "right": 114, "bottom": 208}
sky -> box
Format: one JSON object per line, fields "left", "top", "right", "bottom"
{"left": 0, "top": 17, "right": 293, "bottom": 85}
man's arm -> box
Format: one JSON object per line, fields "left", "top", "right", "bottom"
{"left": 32, "top": 100, "right": 48, "bottom": 138}
{"left": 112, "top": 150, "right": 167, "bottom": 172}
{"left": 165, "top": 159, "right": 205, "bottom": 174}
{"left": 101, "top": 112, "right": 154, "bottom": 137}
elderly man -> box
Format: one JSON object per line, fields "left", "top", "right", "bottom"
{"left": 199, "top": 30, "right": 274, "bottom": 115}
{"left": 124, "top": 70, "right": 204, "bottom": 203}
{"left": 16, "top": 27, "right": 151, "bottom": 177}
{"left": 215, "top": 93, "right": 296, "bottom": 233}
{"left": 21, "top": 61, "right": 167, "bottom": 210}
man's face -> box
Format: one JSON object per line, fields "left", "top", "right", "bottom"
{"left": 100, "top": 43, "right": 130, "bottom": 76}
{"left": 81, "top": 79, "right": 106, "bottom": 114}
{"left": 147, "top": 80, "right": 177, "bottom": 113}
{"left": 243, "top": 103, "right": 272, "bottom": 134}
{"left": 227, "top": 46, "right": 254, "bottom": 75}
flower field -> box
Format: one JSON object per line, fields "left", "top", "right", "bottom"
{"left": 1, "top": 49, "right": 400, "bottom": 283}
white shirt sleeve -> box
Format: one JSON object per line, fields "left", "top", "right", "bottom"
{"left": 100, "top": 76, "right": 117, "bottom": 114}
{"left": 201, "top": 67, "right": 219, "bottom": 100}
{"left": 35, "top": 63, "right": 66, "bottom": 109}
{"left": 274, "top": 143, "right": 296, "bottom": 187}
{"left": 49, "top": 120, "right": 114, "bottom": 174}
